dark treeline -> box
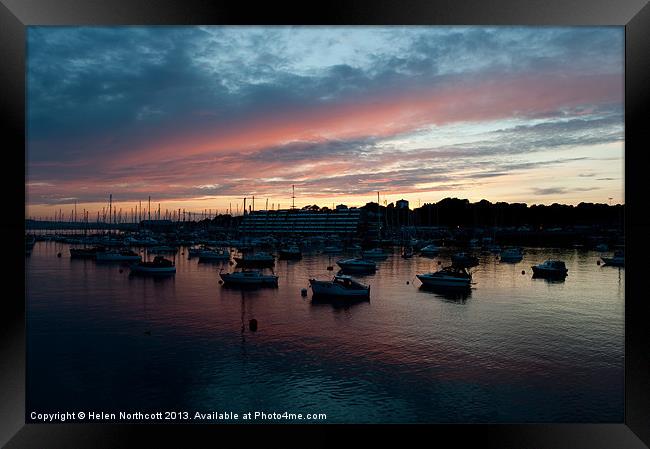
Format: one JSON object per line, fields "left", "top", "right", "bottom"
{"left": 363, "top": 198, "right": 624, "bottom": 229}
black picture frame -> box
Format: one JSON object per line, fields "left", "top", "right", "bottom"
{"left": 2, "top": 0, "right": 649, "bottom": 447}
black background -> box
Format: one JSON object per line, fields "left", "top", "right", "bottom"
{"left": 1, "top": 0, "right": 649, "bottom": 447}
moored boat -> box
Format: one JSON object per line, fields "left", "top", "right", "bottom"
{"left": 219, "top": 269, "right": 278, "bottom": 286}
{"left": 309, "top": 274, "right": 370, "bottom": 299}
{"left": 417, "top": 265, "right": 472, "bottom": 288}
{"left": 531, "top": 260, "right": 568, "bottom": 278}
{"left": 234, "top": 252, "right": 275, "bottom": 268}
{"left": 130, "top": 255, "right": 176, "bottom": 275}
{"left": 601, "top": 250, "right": 624, "bottom": 267}
{"left": 361, "top": 247, "right": 388, "bottom": 260}
{"left": 70, "top": 246, "right": 106, "bottom": 258}
{"left": 278, "top": 245, "right": 302, "bottom": 260}
{"left": 197, "top": 248, "right": 230, "bottom": 261}
{"left": 499, "top": 247, "right": 524, "bottom": 263}
{"left": 336, "top": 258, "right": 377, "bottom": 273}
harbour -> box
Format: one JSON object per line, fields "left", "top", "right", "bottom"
{"left": 26, "top": 237, "right": 624, "bottom": 422}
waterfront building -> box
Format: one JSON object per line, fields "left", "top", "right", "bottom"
{"left": 239, "top": 208, "right": 362, "bottom": 237}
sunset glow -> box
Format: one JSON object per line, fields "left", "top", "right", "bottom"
{"left": 26, "top": 26, "right": 624, "bottom": 218}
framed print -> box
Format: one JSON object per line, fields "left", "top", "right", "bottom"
{"left": 2, "top": 0, "right": 650, "bottom": 447}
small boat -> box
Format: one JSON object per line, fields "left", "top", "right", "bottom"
{"left": 322, "top": 246, "right": 343, "bottom": 254}
{"left": 130, "top": 255, "right": 176, "bottom": 275}
{"left": 531, "top": 260, "right": 568, "bottom": 278}
{"left": 499, "top": 247, "right": 524, "bottom": 263}
{"left": 309, "top": 275, "right": 370, "bottom": 299}
{"left": 336, "top": 258, "right": 377, "bottom": 273}
{"left": 95, "top": 249, "right": 142, "bottom": 262}
{"left": 417, "top": 266, "right": 472, "bottom": 288}
{"left": 419, "top": 244, "right": 439, "bottom": 256}
{"left": 601, "top": 250, "right": 624, "bottom": 267}
{"left": 451, "top": 252, "right": 479, "bottom": 267}
{"left": 219, "top": 269, "right": 278, "bottom": 286}
{"left": 234, "top": 252, "right": 275, "bottom": 268}
{"left": 361, "top": 247, "right": 388, "bottom": 260}
{"left": 197, "top": 248, "right": 230, "bottom": 261}
{"left": 278, "top": 245, "right": 302, "bottom": 260}
{"left": 70, "top": 246, "right": 106, "bottom": 258}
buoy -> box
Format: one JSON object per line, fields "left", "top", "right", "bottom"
{"left": 57, "top": 252, "right": 61, "bottom": 258}
{"left": 596, "top": 260, "right": 601, "bottom": 265}
{"left": 406, "top": 281, "right": 409, "bottom": 285}
{"left": 218, "top": 280, "right": 223, "bottom": 284}
{"left": 119, "top": 269, "right": 123, "bottom": 273}
{"left": 301, "top": 288, "right": 308, "bottom": 296}
{"left": 229, "top": 261, "right": 234, "bottom": 265}
{"left": 144, "top": 330, "right": 151, "bottom": 335}
{"left": 438, "top": 260, "right": 441, "bottom": 265}
{"left": 521, "top": 270, "right": 525, "bottom": 275}
{"left": 327, "top": 265, "right": 333, "bottom": 271}
{"left": 249, "top": 319, "right": 258, "bottom": 331}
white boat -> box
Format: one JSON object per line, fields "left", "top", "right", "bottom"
{"left": 130, "top": 256, "right": 176, "bottom": 275}
{"left": 361, "top": 247, "right": 388, "bottom": 260}
{"left": 309, "top": 275, "right": 370, "bottom": 299}
{"left": 336, "top": 258, "right": 377, "bottom": 273}
{"left": 531, "top": 260, "right": 568, "bottom": 278}
{"left": 417, "top": 266, "right": 472, "bottom": 288}
{"left": 601, "top": 250, "right": 624, "bottom": 267}
{"left": 499, "top": 247, "right": 524, "bottom": 262}
{"left": 95, "top": 249, "right": 142, "bottom": 262}
{"left": 219, "top": 269, "right": 278, "bottom": 286}
{"left": 234, "top": 252, "right": 275, "bottom": 268}
{"left": 419, "top": 244, "right": 439, "bottom": 256}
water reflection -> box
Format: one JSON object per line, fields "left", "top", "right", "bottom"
{"left": 419, "top": 285, "right": 472, "bottom": 302}
{"left": 26, "top": 241, "right": 624, "bottom": 423}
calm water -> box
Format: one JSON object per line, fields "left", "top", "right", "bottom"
{"left": 26, "top": 242, "right": 624, "bottom": 423}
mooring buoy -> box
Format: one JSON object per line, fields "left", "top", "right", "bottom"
{"left": 406, "top": 281, "right": 409, "bottom": 285}
{"left": 596, "top": 260, "right": 601, "bottom": 265}
{"left": 249, "top": 319, "right": 258, "bottom": 331}
{"left": 327, "top": 265, "right": 333, "bottom": 271}
{"left": 521, "top": 270, "right": 525, "bottom": 275}
{"left": 57, "top": 252, "right": 62, "bottom": 258}
{"left": 301, "top": 288, "right": 308, "bottom": 296}
{"left": 119, "top": 269, "right": 123, "bottom": 273}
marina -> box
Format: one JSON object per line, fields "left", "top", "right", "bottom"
{"left": 26, "top": 238, "right": 624, "bottom": 422}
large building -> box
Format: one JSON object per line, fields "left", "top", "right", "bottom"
{"left": 239, "top": 208, "right": 362, "bottom": 236}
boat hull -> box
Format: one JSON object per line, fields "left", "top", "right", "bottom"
{"left": 309, "top": 280, "right": 370, "bottom": 299}
{"left": 531, "top": 267, "right": 568, "bottom": 277}
{"left": 417, "top": 274, "right": 471, "bottom": 288}
{"left": 601, "top": 257, "right": 624, "bottom": 267}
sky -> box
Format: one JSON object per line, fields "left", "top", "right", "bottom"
{"left": 26, "top": 26, "right": 624, "bottom": 219}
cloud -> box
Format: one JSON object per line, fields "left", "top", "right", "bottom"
{"left": 26, "top": 26, "right": 624, "bottom": 210}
